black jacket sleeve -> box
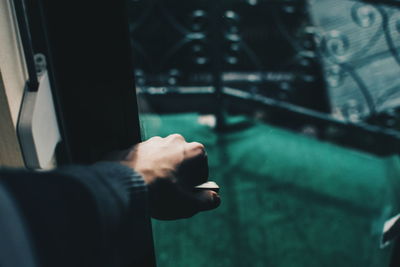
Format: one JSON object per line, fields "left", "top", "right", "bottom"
{"left": 0, "top": 162, "right": 155, "bottom": 267}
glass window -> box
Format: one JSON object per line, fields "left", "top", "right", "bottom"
{"left": 128, "top": 1, "right": 400, "bottom": 266}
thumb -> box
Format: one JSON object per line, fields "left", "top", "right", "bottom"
{"left": 192, "top": 190, "right": 221, "bottom": 211}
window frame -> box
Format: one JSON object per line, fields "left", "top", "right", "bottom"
{"left": 0, "top": 0, "right": 27, "bottom": 167}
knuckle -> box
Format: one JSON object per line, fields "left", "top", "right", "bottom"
{"left": 191, "top": 142, "right": 205, "bottom": 154}
{"left": 168, "top": 133, "right": 185, "bottom": 141}
{"left": 191, "top": 142, "right": 204, "bottom": 149}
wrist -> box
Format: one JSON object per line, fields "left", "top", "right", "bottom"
{"left": 119, "top": 160, "right": 155, "bottom": 185}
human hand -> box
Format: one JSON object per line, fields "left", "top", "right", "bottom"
{"left": 120, "top": 134, "right": 221, "bottom": 220}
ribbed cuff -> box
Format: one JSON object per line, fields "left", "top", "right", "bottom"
{"left": 90, "top": 162, "right": 148, "bottom": 204}
{"left": 90, "top": 162, "right": 153, "bottom": 266}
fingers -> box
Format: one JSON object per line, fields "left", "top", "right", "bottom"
{"left": 165, "top": 133, "right": 186, "bottom": 142}
{"left": 149, "top": 182, "right": 221, "bottom": 220}
{"left": 192, "top": 190, "right": 221, "bottom": 212}
{"left": 178, "top": 154, "right": 209, "bottom": 187}
{"left": 140, "top": 133, "right": 220, "bottom": 220}
{"left": 184, "top": 142, "right": 206, "bottom": 158}
{"left": 162, "top": 189, "right": 220, "bottom": 220}
{"left": 152, "top": 135, "right": 209, "bottom": 187}
{"left": 147, "top": 135, "right": 204, "bottom": 160}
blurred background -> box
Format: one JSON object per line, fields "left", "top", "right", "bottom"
{"left": 127, "top": 0, "right": 400, "bottom": 266}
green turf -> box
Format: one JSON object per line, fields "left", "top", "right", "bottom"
{"left": 140, "top": 113, "right": 397, "bottom": 267}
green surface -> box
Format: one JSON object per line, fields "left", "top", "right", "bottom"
{"left": 140, "top": 114, "right": 396, "bottom": 267}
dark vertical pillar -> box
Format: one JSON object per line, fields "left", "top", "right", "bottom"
{"left": 31, "top": 0, "right": 156, "bottom": 265}
{"left": 37, "top": 0, "right": 142, "bottom": 163}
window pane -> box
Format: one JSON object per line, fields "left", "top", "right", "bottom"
{"left": 128, "top": 1, "right": 400, "bottom": 266}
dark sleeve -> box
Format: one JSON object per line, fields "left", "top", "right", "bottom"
{"left": 0, "top": 162, "right": 154, "bottom": 267}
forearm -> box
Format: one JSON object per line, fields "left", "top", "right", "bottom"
{"left": 0, "top": 162, "right": 150, "bottom": 267}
